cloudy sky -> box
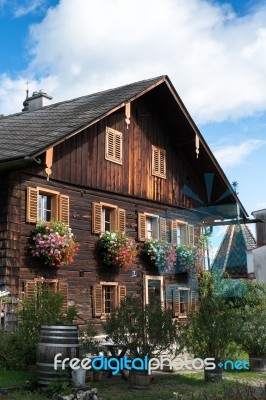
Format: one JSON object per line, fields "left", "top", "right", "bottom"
{"left": 0, "top": 0, "right": 266, "bottom": 252}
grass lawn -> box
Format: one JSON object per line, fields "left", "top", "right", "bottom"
{"left": 0, "top": 369, "right": 266, "bottom": 399}
{"left": 0, "top": 368, "right": 36, "bottom": 388}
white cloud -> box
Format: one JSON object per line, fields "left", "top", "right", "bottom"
{"left": 2, "top": 0, "right": 266, "bottom": 122}
{"left": 213, "top": 139, "right": 265, "bottom": 168}
{"left": 14, "top": 0, "right": 45, "bottom": 17}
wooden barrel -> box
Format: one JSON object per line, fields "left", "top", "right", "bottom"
{"left": 36, "top": 324, "right": 79, "bottom": 386}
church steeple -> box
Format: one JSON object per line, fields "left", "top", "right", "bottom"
{"left": 22, "top": 80, "right": 31, "bottom": 112}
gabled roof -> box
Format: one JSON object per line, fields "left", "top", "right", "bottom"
{"left": 0, "top": 76, "right": 165, "bottom": 163}
{"left": 0, "top": 74, "right": 249, "bottom": 219}
{"left": 212, "top": 224, "right": 257, "bottom": 277}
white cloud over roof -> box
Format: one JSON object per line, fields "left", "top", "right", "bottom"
{"left": 1, "top": 0, "right": 266, "bottom": 123}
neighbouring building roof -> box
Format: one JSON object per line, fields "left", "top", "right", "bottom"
{"left": 212, "top": 224, "right": 257, "bottom": 277}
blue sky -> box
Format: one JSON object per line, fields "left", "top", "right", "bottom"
{"left": 1, "top": 0, "right": 266, "bottom": 254}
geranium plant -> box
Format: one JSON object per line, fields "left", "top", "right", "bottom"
{"left": 176, "top": 245, "right": 198, "bottom": 272}
{"left": 143, "top": 240, "right": 177, "bottom": 273}
{"left": 28, "top": 220, "right": 79, "bottom": 267}
{"left": 97, "top": 231, "right": 137, "bottom": 268}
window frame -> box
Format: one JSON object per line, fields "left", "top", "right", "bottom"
{"left": 167, "top": 286, "right": 197, "bottom": 319}
{"left": 144, "top": 275, "right": 164, "bottom": 308}
{"left": 92, "top": 282, "right": 126, "bottom": 318}
{"left": 105, "top": 127, "right": 123, "bottom": 165}
{"left": 20, "top": 278, "right": 69, "bottom": 312}
{"left": 171, "top": 220, "right": 194, "bottom": 247}
{"left": 92, "top": 202, "right": 126, "bottom": 234}
{"left": 145, "top": 213, "right": 159, "bottom": 240}
{"left": 138, "top": 213, "right": 166, "bottom": 241}
{"left": 38, "top": 189, "right": 59, "bottom": 222}
{"left": 152, "top": 145, "right": 166, "bottom": 179}
{"left": 26, "top": 186, "right": 69, "bottom": 225}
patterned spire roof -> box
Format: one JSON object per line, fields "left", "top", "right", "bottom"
{"left": 212, "top": 224, "right": 256, "bottom": 277}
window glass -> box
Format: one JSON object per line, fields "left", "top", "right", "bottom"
{"left": 146, "top": 217, "right": 153, "bottom": 239}
{"left": 38, "top": 194, "right": 52, "bottom": 222}
{"left": 103, "top": 285, "right": 115, "bottom": 314}
{"left": 102, "top": 208, "right": 111, "bottom": 232}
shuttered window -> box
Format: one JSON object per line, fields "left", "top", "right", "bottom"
{"left": 171, "top": 221, "right": 194, "bottom": 247}
{"left": 138, "top": 213, "right": 166, "bottom": 241}
{"left": 152, "top": 145, "right": 166, "bottom": 179}
{"left": 92, "top": 283, "right": 126, "bottom": 317}
{"left": 105, "top": 127, "right": 123, "bottom": 165}
{"left": 92, "top": 202, "right": 126, "bottom": 234}
{"left": 20, "top": 279, "right": 68, "bottom": 311}
{"left": 26, "top": 187, "right": 69, "bottom": 225}
{"left": 172, "top": 288, "right": 197, "bottom": 318}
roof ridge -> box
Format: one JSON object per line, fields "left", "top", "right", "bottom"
{"left": 3, "top": 75, "right": 167, "bottom": 119}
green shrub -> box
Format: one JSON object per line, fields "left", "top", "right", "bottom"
{"left": 0, "top": 286, "right": 77, "bottom": 368}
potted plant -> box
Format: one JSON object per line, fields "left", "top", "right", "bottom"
{"left": 104, "top": 296, "right": 179, "bottom": 389}
{"left": 28, "top": 220, "right": 79, "bottom": 267}
{"left": 176, "top": 245, "right": 198, "bottom": 273}
{"left": 143, "top": 240, "right": 177, "bottom": 273}
{"left": 180, "top": 271, "right": 241, "bottom": 382}
{"left": 97, "top": 231, "right": 137, "bottom": 268}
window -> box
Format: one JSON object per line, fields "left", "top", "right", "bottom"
{"left": 92, "top": 283, "right": 126, "bottom": 317}
{"left": 20, "top": 278, "right": 68, "bottom": 312}
{"left": 26, "top": 187, "right": 69, "bottom": 225}
{"left": 92, "top": 202, "right": 126, "bottom": 234}
{"left": 152, "top": 145, "right": 166, "bottom": 179}
{"left": 38, "top": 194, "right": 52, "bottom": 221}
{"left": 166, "top": 286, "right": 197, "bottom": 318}
{"left": 171, "top": 220, "right": 194, "bottom": 246}
{"left": 138, "top": 213, "right": 166, "bottom": 241}
{"left": 144, "top": 275, "right": 164, "bottom": 306}
{"left": 105, "top": 127, "right": 122, "bottom": 165}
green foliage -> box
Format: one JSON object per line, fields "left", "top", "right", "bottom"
{"left": 176, "top": 245, "right": 198, "bottom": 271}
{"left": 180, "top": 271, "right": 241, "bottom": 362}
{"left": 104, "top": 296, "right": 179, "bottom": 360}
{"left": 236, "top": 281, "right": 266, "bottom": 355}
{"left": 18, "top": 284, "right": 77, "bottom": 341}
{"left": 181, "top": 271, "right": 266, "bottom": 362}
{"left": 79, "top": 320, "right": 101, "bottom": 356}
{"left": 45, "top": 370, "right": 72, "bottom": 396}
{"left": 0, "top": 286, "right": 77, "bottom": 368}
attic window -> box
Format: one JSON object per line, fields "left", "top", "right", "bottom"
{"left": 105, "top": 127, "right": 122, "bottom": 165}
{"left": 152, "top": 145, "right": 166, "bottom": 179}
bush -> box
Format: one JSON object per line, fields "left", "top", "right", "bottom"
{"left": 0, "top": 286, "right": 77, "bottom": 368}
{"left": 104, "top": 296, "right": 179, "bottom": 360}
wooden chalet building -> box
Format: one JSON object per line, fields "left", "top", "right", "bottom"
{"left": 0, "top": 75, "right": 249, "bottom": 331}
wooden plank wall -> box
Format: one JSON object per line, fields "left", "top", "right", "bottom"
{"left": 52, "top": 97, "right": 205, "bottom": 208}
{"left": 5, "top": 170, "right": 199, "bottom": 327}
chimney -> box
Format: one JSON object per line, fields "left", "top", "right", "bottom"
{"left": 22, "top": 90, "right": 52, "bottom": 112}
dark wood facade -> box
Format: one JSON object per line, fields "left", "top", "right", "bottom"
{"left": 0, "top": 77, "right": 245, "bottom": 331}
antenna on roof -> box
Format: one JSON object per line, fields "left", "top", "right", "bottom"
{"left": 25, "top": 80, "right": 31, "bottom": 99}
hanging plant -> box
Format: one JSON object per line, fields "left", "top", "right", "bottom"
{"left": 176, "top": 245, "right": 198, "bottom": 272}
{"left": 28, "top": 220, "right": 80, "bottom": 267}
{"left": 97, "top": 231, "right": 137, "bottom": 268}
{"left": 143, "top": 240, "right": 177, "bottom": 273}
